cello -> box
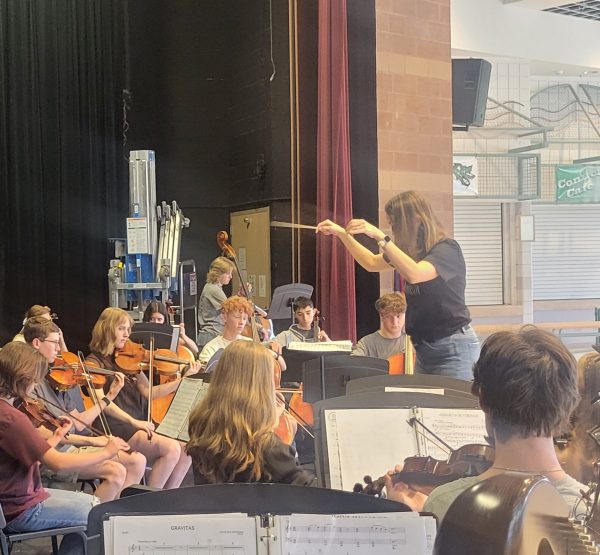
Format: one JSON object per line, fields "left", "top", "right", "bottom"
{"left": 216, "top": 231, "right": 272, "bottom": 341}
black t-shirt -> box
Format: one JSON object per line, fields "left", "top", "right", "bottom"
{"left": 193, "top": 437, "right": 315, "bottom": 486}
{"left": 87, "top": 352, "right": 148, "bottom": 441}
{"left": 405, "top": 239, "right": 471, "bottom": 343}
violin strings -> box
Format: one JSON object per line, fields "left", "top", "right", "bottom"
{"left": 409, "top": 422, "right": 452, "bottom": 456}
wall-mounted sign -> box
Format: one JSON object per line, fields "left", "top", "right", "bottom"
{"left": 556, "top": 165, "right": 600, "bottom": 204}
{"left": 453, "top": 156, "right": 478, "bottom": 196}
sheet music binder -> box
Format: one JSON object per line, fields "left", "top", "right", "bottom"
{"left": 154, "top": 377, "right": 210, "bottom": 442}
{"left": 102, "top": 511, "right": 436, "bottom": 554}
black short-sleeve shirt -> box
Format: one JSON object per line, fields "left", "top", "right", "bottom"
{"left": 404, "top": 239, "right": 471, "bottom": 343}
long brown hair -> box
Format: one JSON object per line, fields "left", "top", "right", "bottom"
{"left": 0, "top": 342, "right": 49, "bottom": 399}
{"left": 89, "top": 307, "right": 133, "bottom": 356}
{"left": 186, "top": 340, "right": 278, "bottom": 483}
{"left": 384, "top": 191, "right": 447, "bottom": 260}
{"left": 206, "top": 256, "right": 235, "bottom": 284}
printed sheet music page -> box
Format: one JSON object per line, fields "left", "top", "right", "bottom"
{"left": 104, "top": 513, "right": 256, "bottom": 555}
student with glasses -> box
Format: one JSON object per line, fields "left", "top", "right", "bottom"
{"left": 13, "top": 304, "right": 68, "bottom": 352}
{"left": 23, "top": 317, "right": 146, "bottom": 502}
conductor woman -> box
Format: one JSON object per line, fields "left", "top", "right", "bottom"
{"left": 317, "top": 190, "right": 479, "bottom": 381}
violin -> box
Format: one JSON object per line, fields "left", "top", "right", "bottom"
{"left": 354, "top": 443, "right": 495, "bottom": 497}
{"left": 115, "top": 339, "right": 191, "bottom": 375}
{"left": 48, "top": 352, "right": 107, "bottom": 391}
{"left": 14, "top": 397, "right": 69, "bottom": 433}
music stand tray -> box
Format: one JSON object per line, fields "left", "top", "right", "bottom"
{"left": 130, "top": 323, "right": 180, "bottom": 351}
{"left": 267, "top": 283, "right": 313, "bottom": 321}
{"left": 302, "top": 355, "right": 388, "bottom": 403}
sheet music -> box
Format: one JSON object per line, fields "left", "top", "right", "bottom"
{"left": 287, "top": 340, "right": 353, "bottom": 352}
{"left": 275, "top": 512, "right": 429, "bottom": 555}
{"left": 106, "top": 513, "right": 257, "bottom": 554}
{"left": 155, "top": 378, "right": 210, "bottom": 441}
{"left": 324, "top": 408, "right": 417, "bottom": 491}
{"left": 414, "top": 407, "right": 488, "bottom": 460}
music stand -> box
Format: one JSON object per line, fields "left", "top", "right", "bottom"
{"left": 130, "top": 323, "right": 180, "bottom": 351}
{"left": 303, "top": 355, "right": 388, "bottom": 403}
{"left": 267, "top": 283, "right": 313, "bottom": 322}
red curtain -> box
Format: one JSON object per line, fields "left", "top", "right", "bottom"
{"left": 316, "top": 0, "right": 356, "bottom": 342}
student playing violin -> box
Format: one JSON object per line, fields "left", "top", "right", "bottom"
{"left": 0, "top": 342, "right": 129, "bottom": 555}
{"left": 86, "top": 307, "right": 200, "bottom": 489}
{"left": 187, "top": 340, "right": 313, "bottom": 486}
{"left": 273, "top": 296, "right": 330, "bottom": 348}
{"left": 142, "top": 300, "right": 198, "bottom": 356}
{"left": 385, "top": 327, "right": 586, "bottom": 522}
{"left": 24, "top": 317, "right": 146, "bottom": 502}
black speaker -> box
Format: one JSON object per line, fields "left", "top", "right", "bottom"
{"left": 452, "top": 58, "right": 491, "bottom": 128}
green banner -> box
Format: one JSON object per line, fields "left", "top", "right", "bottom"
{"left": 555, "top": 165, "right": 600, "bottom": 203}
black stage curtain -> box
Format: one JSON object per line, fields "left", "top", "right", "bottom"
{"left": 0, "top": 0, "right": 126, "bottom": 351}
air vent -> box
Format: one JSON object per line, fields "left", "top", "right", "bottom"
{"left": 545, "top": 1, "right": 600, "bottom": 21}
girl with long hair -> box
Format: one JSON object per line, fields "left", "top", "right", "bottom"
{"left": 317, "top": 190, "right": 479, "bottom": 380}
{"left": 187, "top": 340, "right": 312, "bottom": 485}
{"left": 87, "top": 307, "right": 197, "bottom": 489}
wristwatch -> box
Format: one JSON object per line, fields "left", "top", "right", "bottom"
{"left": 377, "top": 235, "right": 392, "bottom": 249}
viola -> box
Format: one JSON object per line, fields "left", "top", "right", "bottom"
{"left": 355, "top": 443, "right": 495, "bottom": 497}
{"left": 15, "top": 397, "right": 69, "bottom": 433}
{"left": 115, "top": 339, "right": 191, "bottom": 375}
{"left": 48, "top": 352, "right": 107, "bottom": 391}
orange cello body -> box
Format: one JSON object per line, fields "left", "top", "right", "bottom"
{"left": 150, "top": 345, "right": 197, "bottom": 423}
{"left": 272, "top": 357, "right": 297, "bottom": 445}
{"left": 387, "top": 335, "right": 416, "bottom": 375}
{"left": 288, "top": 385, "right": 314, "bottom": 427}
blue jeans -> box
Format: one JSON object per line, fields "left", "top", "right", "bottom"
{"left": 414, "top": 325, "right": 480, "bottom": 381}
{"left": 5, "top": 488, "right": 93, "bottom": 555}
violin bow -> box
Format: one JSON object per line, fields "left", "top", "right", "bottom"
{"left": 77, "top": 351, "right": 112, "bottom": 437}
{"left": 32, "top": 392, "right": 106, "bottom": 437}
{"left": 147, "top": 334, "right": 155, "bottom": 430}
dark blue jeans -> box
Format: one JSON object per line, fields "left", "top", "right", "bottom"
{"left": 414, "top": 325, "right": 480, "bottom": 381}
{"left": 5, "top": 488, "right": 93, "bottom": 555}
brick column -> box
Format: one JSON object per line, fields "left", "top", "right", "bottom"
{"left": 375, "top": 0, "right": 453, "bottom": 291}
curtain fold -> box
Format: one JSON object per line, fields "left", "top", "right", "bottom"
{"left": 0, "top": 0, "right": 126, "bottom": 349}
{"left": 315, "top": 0, "right": 356, "bottom": 342}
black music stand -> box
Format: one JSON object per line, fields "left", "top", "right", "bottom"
{"left": 86, "top": 483, "right": 409, "bottom": 555}
{"left": 312, "top": 390, "right": 480, "bottom": 488}
{"left": 130, "top": 322, "right": 180, "bottom": 351}
{"left": 267, "top": 283, "right": 313, "bottom": 323}
{"left": 345, "top": 374, "right": 475, "bottom": 398}
{"left": 281, "top": 348, "right": 352, "bottom": 383}
{"left": 302, "top": 355, "right": 388, "bottom": 403}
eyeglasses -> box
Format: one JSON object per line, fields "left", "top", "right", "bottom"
{"left": 42, "top": 339, "right": 61, "bottom": 348}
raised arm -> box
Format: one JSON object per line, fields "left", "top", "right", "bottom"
{"left": 316, "top": 219, "right": 390, "bottom": 272}
{"left": 344, "top": 219, "right": 438, "bottom": 284}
